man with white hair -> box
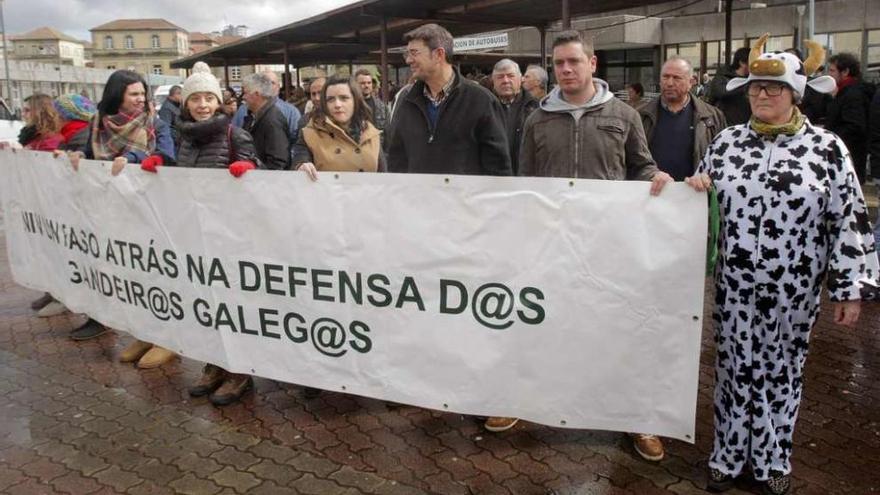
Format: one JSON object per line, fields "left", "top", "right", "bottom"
{"left": 639, "top": 56, "right": 726, "bottom": 181}
{"left": 233, "top": 69, "right": 301, "bottom": 161}
{"left": 241, "top": 72, "right": 291, "bottom": 170}
{"left": 522, "top": 64, "right": 548, "bottom": 100}
{"left": 491, "top": 59, "right": 537, "bottom": 175}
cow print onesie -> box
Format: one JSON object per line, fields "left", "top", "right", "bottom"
{"left": 699, "top": 122, "right": 879, "bottom": 480}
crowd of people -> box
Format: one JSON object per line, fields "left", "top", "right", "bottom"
{"left": 5, "top": 22, "right": 880, "bottom": 495}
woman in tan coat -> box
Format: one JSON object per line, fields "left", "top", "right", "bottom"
{"left": 292, "top": 75, "right": 385, "bottom": 178}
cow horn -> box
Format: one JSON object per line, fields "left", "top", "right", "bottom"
{"left": 802, "top": 39, "right": 826, "bottom": 76}
{"left": 749, "top": 33, "right": 770, "bottom": 65}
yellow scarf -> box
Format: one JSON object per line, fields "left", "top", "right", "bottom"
{"left": 750, "top": 107, "right": 805, "bottom": 137}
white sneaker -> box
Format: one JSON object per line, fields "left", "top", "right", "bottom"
{"left": 36, "top": 301, "right": 68, "bottom": 317}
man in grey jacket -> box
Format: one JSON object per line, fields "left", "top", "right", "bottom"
{"left": 519, "top": 31, "right": 670, "bottom": 189}
{"left": 518, "top": 29, "right": 672, "bottom": 461}
{"left": 639, "top": 56, "right": 726, "bottom": 181}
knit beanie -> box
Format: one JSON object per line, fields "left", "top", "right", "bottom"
{"left": 53, "top": 94, "right": 96, "bottom": 123}
{"left": 182, "top": 62, "right": 223, "bottom": 105}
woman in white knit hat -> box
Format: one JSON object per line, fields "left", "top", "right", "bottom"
{"left": 131, "top": 61, "right": 262, "bottom": 406}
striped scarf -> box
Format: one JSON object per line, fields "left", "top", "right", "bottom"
{"left": 91, "top": 110, "right": 156, "bottom": 160}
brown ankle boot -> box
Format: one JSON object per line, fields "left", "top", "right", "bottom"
{"left": 209, "top": 373, "right": 253, "bottom": 406}
{"left": 189, "top": 364, "right": 226, "bottom": 397}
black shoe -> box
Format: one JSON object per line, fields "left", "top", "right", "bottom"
{"left": 69, "top": 319, "right": 108, "bottom": 341}
{"left": 303, "top": 387, "right": 322, "bottom": 399}
{"left": 762, "top": 471, "right": 790, "bottom": 495}
{"left": 707, "top": 467, "right": 735, "bottom": 492}
{"left": 30, "top": 293, "right": 54, "bottom": 311}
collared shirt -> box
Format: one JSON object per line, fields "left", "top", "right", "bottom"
{"left": 423, "top": 72, "right": 455, "bottom": 107}
{"left": 660, "top": 94, "right": 691, "bottom": 115}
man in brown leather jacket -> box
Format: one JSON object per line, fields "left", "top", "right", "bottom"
{"left": 639, "top": 56, "right": 726, "bottom": 181}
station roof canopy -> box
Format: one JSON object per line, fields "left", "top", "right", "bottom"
{"left": 170, "top": 0, "right": 672, "bottom": 69}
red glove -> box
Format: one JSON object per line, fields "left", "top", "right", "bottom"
{"left": 228, "top": 161, "right": 256, "bottom": 178}
{"left": 140, "top": 154, "right": 164, "bottom": 173}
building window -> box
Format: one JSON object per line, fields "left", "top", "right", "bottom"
{"left": 231, "top": 66, "right": 242, "bottom": 80}
{"left": 104, "top": 36, "right": 113, "bottom": 49}
{"left": 125, "top": 35, "right": 134, "bottom": 49}
{"left": 151, "top": 35, "right": 160, "bottom": 49}
{"left": 152, "top": 65, "right": 163, "bottom": 75}
{"left": 869, "top": 29, "right": 880, "bottom": 69}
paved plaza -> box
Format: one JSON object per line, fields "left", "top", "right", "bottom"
{"left": 0, "top": 227, "right": 878, "bottom": 494}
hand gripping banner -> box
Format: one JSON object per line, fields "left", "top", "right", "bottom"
{"left": 0, "top": 150, "right": 707, "bottom": 441}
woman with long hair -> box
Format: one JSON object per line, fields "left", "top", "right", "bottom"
{"left": 293, "top": 75, "right": 385, "bottom": 179}
{"left": 66, "top": 70, "right": 175, "bottom": 359}
{"left": 20, "top": 94, "right": 64, "bottom": 151}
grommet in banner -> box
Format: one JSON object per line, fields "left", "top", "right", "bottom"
{"left": 442, "top": 403, "right": 449, "bottom": 409}
{"left": 560, "top": 420, "right": 567, "bottom": 426}
{"left": 692, "top": 315, "right": 700, "bottom": 321}
{"left": 341, "top": 385, "right": 347, "bottom": 391}
{"left": 179, "top": 350, "right": 184, "bottom": 354}
{"left": 569, "top": 181, "right": 575, "bottom": 187}
{"left": 685, "top": 434, "right": 692, "bottom": 440}
{"left": 334, "top": 174, "right": 340, "bottom": 179}
{"left": 250, "top": 368, "right": 255, "bottom": 373}
{"left": 444, "top": 177, "right": 450, "bottom": 184}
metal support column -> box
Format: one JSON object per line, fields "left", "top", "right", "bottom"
{"left": 539, "top": 27, "right": 547, "bottom": 73}
{"left": 0, "top": 0, "right": 13, "bottom": 103}
{"left": 808, "top": 0, "right": 815, "bottom": 39}
{"left": 562, "top": 0, "right": 571, "bottom": 29}
{"left": 380, "top": 15, "right": 389, "bottom": 103}
{"left": 284, "top": 44, "right": 291, "bottom": 100}
{"left": 224, "top": 62, "right": 230, "bottom": 87}
{"left": 724, "top": 0, "right": 733, "bottom": 66}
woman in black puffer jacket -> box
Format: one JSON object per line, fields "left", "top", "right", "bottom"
{"left": 135, "top": 62, "right": 261, "bottom": 406}
{"left": 171, "top": 63, "right": 261, "bottom": 172}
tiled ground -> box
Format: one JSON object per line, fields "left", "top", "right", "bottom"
{"left": 0, "top": 229, "right": 878, "bottom": 494}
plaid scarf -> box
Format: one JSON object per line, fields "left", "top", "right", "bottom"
{"left": 91, "top": 110, "right": 156, "bottom": 160}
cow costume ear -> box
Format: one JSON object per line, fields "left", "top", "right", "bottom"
{"left": 806, "top": 75, "right": 836, "bottom": 94}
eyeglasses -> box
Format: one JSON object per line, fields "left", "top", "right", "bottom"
{"left": 748, "top": 82, "right": 786, "bottom": 97}
{"left": 403, "top": 48, "right": 428, "bottom": 60}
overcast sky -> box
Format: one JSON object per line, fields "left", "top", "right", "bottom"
{"left": 2, "top": 0, "right": 356, "bottom": 41}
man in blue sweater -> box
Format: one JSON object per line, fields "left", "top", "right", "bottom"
{"left": 639, "top": 56, "right": 726, "bottom": 181}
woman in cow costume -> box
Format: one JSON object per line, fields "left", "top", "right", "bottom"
{"left": 686, "top": 35, "right": 879, "bottom": 494}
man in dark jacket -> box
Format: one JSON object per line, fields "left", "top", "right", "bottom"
{"left": 869, "top": 90, "right": 880, "bottom": 258}
{"left": 639, "top": 56, "right": 726, "bottom": 180}
{"left": 387, "top": 23, "right": 511, "bottom": 176}
{"left": 491, "top": 58, "right": 538, "bottom": 175}
{"left": 241, "top": 73, "right": 291, "bottom": 170}
{"left": 707, "top": 47, "right": 751, "bottom": 125}
{"left": 355, "top": 68, "right": 388, "bottom": 132}
{"left": 827, "top": 52, "right": 872, "bottom": 183}
{"left": 158, "top": 85, "right": 181, "bottom": 124}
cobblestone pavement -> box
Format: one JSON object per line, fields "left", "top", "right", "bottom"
{"left": 0, "top": 232, "right": 878, "bottom": 495}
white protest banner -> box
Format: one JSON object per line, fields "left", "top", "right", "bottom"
{"left": 0, "top": 150, "right": 707, "bottom": 441}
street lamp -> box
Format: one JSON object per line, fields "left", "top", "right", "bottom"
{"left": 0, "top": 0, "right": 14, "bottom": 107}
